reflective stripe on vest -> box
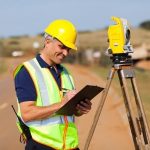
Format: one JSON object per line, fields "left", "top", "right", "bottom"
{"left": 28, "top": 59, "right": 50, "bottom": 106}
{"left": 15, "top": 58, "right": 78, "bottom": 149}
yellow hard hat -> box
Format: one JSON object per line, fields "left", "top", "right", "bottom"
{"left": 44, "top": 19, "right": 77, "bottom": 50}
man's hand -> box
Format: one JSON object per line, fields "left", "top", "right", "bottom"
{"left": 61, "top": 90, "right": 77, "bottom": 106}
{"left": 75, "top": 99, "right": 92, "bottom": 116}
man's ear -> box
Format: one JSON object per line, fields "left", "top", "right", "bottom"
{"left": 45, "top": 38, "right": 51, "bottom": 44}
{"left": 44, "top": 39, "right": 51, "bottom": 48}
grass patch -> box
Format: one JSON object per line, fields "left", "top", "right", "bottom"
{"left": 134, "top": 68, "right": 150, "bottom": 112}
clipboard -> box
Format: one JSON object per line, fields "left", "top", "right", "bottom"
{"left": 56, "top": 85, "right": 104, "bottom": 115}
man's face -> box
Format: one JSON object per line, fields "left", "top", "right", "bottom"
{"left": 45, "top": 38, "right": 70, "bottom": 65}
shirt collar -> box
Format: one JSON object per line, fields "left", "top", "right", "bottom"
{"left": 36, "top": 54, "right": 63, "bottom": 72}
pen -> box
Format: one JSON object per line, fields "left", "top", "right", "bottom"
{"left": 61, "top": 88, "right": 70, "bottom": 91}
{"left": 61, "top": 88, "right": 76, "bottom": 93}
{"left": 61, "top": 88, "right": 70, "bottom": 94}
{"left": 61, "top": 88, "right": 71, "bottom": 97}
{"left": 61, "top": 88, "right": 75, "bottom": 93}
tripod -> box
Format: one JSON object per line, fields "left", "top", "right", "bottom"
{"left": 84, "top": 55, "right": 150, "bottom": 150}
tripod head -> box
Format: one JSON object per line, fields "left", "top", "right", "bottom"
{"left": 110, "top": 53, "right": 133, "bottom": 65}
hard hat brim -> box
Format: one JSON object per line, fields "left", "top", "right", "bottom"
{"left": 61, "top": 39, "right": 77, "bottom": 51}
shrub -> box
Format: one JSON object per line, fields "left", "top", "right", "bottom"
{"left": 99, "top": 51, "right": 112, "bottom": 67}
{"left": 139, "top": 20, "right": 150, "bottom": 30}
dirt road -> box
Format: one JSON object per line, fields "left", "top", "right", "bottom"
{"left": 0, "top": 57, "right": 134, "bottom": 150}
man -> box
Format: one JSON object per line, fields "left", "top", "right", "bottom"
{"left": 14, "top": 19, "right": 92, "bottom": 150}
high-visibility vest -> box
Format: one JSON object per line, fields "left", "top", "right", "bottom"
{"left": 14, "top": 58, "right": 79, "bottom": 150}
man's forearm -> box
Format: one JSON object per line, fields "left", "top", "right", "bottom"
{"left": 20, "top": 101, "right": 63, "bottom": 122}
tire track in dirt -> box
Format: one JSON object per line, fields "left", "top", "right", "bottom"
{"left": 0, "top": 57, "right": 134, "bottom": 150}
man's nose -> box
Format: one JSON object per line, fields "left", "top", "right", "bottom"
{"left": 63, "top": 49, "right": 69, "bottom": 56}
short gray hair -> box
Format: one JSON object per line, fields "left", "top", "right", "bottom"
{"left": 44, "top": 33, "right": 53, "bottom": 40}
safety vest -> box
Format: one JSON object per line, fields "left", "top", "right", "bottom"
{"left": 14, "top": 58, "right": 79, "bottom": 150}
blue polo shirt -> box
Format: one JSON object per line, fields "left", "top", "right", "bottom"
{"left": 15, "top": 54, "right": 63, "bottom": 103}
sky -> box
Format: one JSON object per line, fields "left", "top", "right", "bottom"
{"left": 0, "top": 0, "right": 150, "bottom": 37}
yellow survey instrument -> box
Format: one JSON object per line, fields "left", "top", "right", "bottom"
{"left": 107, "top": 16, "right": 133, "bottom": 54}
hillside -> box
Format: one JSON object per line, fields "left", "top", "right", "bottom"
{"left": 0, "top": 27, "right": 150, "bottom": 57}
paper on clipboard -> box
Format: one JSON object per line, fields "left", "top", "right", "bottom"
{"left": 56, "top": 85, "right": 104, "bottom": 116}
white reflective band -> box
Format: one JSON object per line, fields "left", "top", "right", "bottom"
{"left": 26, "top": 116, "right": 63, "bottom": 126}
{"left": 26, "top": 116, "right": 74, "bottom": 126}
{"left": 28, "top": 59, "right": 50, "bottom": 106}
